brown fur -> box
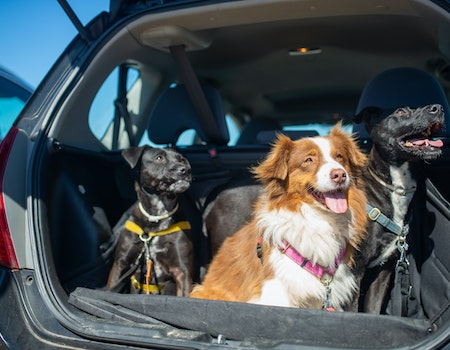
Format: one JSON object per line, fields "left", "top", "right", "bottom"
{"left": 191, "top": 125, "right": 367, "bottom": 308}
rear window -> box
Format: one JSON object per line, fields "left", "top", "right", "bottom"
{"left": 0, "top": 75, "right": 32, "bottom": 139}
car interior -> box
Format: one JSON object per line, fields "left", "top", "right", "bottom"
{"left": 34, "top": 0, "right": 450, "bottom": 347}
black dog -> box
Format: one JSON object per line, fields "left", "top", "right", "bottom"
{"left": 352, "top": 104, "right": 444, "bottom": 314}
{"left": 106, "top": 146, "right": 194, "bottom": 296}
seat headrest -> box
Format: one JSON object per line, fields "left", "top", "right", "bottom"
{"left": 148, "top": 83, "right": 229, "bottom": 145}
{"left": 236, "top": 117, "right": 282, "bottom": 145}
{"left": 353, "top": 67, "right": 450, "bottom": 139}
{"left": 256, "top": 130, "right": 319, "bottom": 144}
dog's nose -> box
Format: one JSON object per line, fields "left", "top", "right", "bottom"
{"left": 428, "top": 104, "right": 443, "bottom": 114}
{"left": 177, "top": 166, "right": 190, "bottom": 176}
{"left": 330, "top": 168, "right": 347, "bottom": 184}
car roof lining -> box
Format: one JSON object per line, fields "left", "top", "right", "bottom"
{"left": 49, "top": 0, "right": 450, "bottom": 149}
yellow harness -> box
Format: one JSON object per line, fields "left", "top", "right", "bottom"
{"left": 130, "top": 275, "right": 164, "bottom": 293}
{"left": 125, "top": 220, "right": 191, "bottom": 238}
{"left": 125, "top": 220, "right": 191, "bottom": 294}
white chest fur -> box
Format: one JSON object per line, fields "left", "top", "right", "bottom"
{"left": 253, "top": 204, "right": 356, "bottom": 309}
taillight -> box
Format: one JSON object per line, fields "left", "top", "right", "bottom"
{"left": 0, "top": 127, "right": 20, "bottom": 269}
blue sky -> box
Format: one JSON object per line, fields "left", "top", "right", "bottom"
{"left": 0, "top": 1, "right": 109, "bottom": 88}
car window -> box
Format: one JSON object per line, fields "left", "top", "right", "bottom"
{"left": 225, "top": 114, "right": 240, "bottom": 145}
{"left": 139, "top": 114, "right": 239, "bottom": 147}
{"left": 284, "top": 122, "right": 353, "bottom": 136}
{"left": 0, "top": 75, "right": 31, "bottom": 139}
{"left": 88, "top": 66, "right": 141, "bottom": 149}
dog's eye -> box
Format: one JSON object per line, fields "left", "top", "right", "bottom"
{"left": 155, "top": 155, "right": 165, "bottom": 163}
{"left": 395, "top": 108, "right": 407, "bottom": 116}
{"left": 304, "top": 157, "right": 313, "bottom": 164}
{"left": 335, "top": 153, "right": 343, "bottom": 161}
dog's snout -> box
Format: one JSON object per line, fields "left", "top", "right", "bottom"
{"left": 177, "top": 166, "right": 191, "bottom": 176}
{"left": 330, "top": 168, "right": 347, "bottom": 184}
{"left": 428, "top": 104, "right": 443, "bottom": 114}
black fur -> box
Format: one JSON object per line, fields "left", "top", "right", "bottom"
{"left": 350, "top": 104, "right": 444, "bottom": 313}
{"left": 106, "top": 146, "right": 194, "bottom": 296}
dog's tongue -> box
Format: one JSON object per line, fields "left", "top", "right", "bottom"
{"left": 324, "top": 192, "right": 348, "bottom": 214}
{"left": 410, "top": 138, "right": 444, "bottom": 147}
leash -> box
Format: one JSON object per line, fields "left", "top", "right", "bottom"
{"left": 366, "top": 204, "right": 412, "bottom": 316}
{"left": 125, "top": 220, "right": 191, "bottom": 294}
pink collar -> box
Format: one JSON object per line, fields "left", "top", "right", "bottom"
{"left": 279, "top": 241, "right": 346, "bottom": 281}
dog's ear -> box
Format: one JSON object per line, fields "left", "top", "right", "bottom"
{"left": 353, "top": 107, "right": 383, "bottom": 133}
{"left": 331, "top": 125, "right": 367, "bottom": 168}
{"left": 253, "top": 133, "right": 293, "bottom": 183}
{"left": 121, "top": 146, "right": 150, "bottom": 169}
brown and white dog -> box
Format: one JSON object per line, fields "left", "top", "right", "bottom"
{"left": 107, "top": 146, "right": 194, "bottom": 296}
{"left": 190, "top": 125, "right": 367, "bottom": 310}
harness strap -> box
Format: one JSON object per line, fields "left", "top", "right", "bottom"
{"left": 130, "top": 275, "right": 163, "bottom": 294}
{"left": 366, "top": 204, "right": 403, "bottom": 235}
{"left": 125, "top": 220, "right": 191, "bottom": 238}
{"left": 366, "top": 204, "right": 413, "bottom": 316}
{"left": 125, "top": 220, "right": 190, "bottom": 294}
{"left": 169, "top": 44, "right": 224, "bottom": 145}
{"left": 256, "top": 235, "right": 264, "bottom": 263}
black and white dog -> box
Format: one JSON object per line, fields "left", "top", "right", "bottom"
{"left": 352, "top": 104, "right": 444, "bottom": 314}
{"left": 107, "top": 146, "right": 194, "bottom": 296}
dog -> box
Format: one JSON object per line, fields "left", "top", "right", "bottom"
{"left": 203, "top": 179, "right": 262, "bottom": 256}
{"left": 106, "top": 145, "right": 194, "bottom": 296}
{"left": 352, "top": 104, "right": 444, "bottom": 314}
{"left": 190, "top": 125, "right": 367, "bottom": 310}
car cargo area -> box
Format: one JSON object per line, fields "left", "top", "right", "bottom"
{"left": 42, "top": 137, "right": 450, "bottom": 348}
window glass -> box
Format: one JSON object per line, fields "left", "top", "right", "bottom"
{"left": 88, "top": 66, "right": 140, "bottom": 149}
{"left": 225, "top": 114, "right": 240, "bottom": 146}
{"left": 140, "top": 115, "right": 239, "bottom": 147}
{"left": 284, "top": 123, "right": 352, "bottom": 135}
{"left": 0, "top": 76, "right": 32, "bottom": 139}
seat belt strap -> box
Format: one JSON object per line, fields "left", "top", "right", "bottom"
{"left": 169, "top": 45, "right": 223, "bottom": 145}
{"left": 113, "top": 65, "right": 136, "bottom": 148}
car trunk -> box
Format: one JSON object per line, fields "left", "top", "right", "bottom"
{"left": 39, "top": 136, "right": 450, "bottom": 348}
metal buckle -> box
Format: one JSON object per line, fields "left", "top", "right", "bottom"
{"left": 139, "top": 232, "right": 153, "bottom": 243}
{"left": 394, "top": 187, "right": 407, "bottom": 196}
{"left": 368, "top": 207, "right": 381, "bottom": 221}
{"left": 320, "top": 275, "right": 333, "bottom": 286}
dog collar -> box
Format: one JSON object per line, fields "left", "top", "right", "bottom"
{"left": 138, "top": 202, "right": 179, "bottom": 222}
{"left": 125, "top": 220, "right": 191, "bottom": 239}
{"left": 278, "top": 240, "right": 346, "bottom": 282}
{"left": 368, "top": 167, "right": 416, "bottom": 196}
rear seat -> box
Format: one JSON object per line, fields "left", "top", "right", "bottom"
{"left": 47, "top": 83, "right": 322, "bottom": 292}
{"left": 146, "top": 82, "right": 233, "bottom": 277}
{"left": 46, "top": 148, "right": 134, "bottom": 292}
